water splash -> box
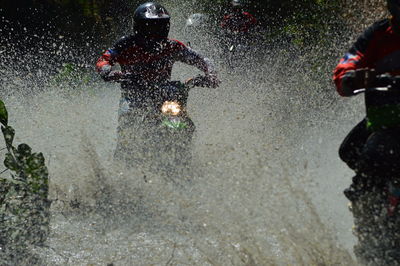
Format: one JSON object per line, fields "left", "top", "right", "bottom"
{"left": 0, "top": 4, "right": 361, "bottom": 265}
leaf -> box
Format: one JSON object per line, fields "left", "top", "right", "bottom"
{"left": 26, "top": 153, "right": 45, "bottom": 170}
{"left": 1, "top": 126, "right": 15, "bottom": 150}
{"left": 4, "top": 153, "right": 18, "bottom": 172}
{"left": 0, "top": 100, "right": 7, "bottom": 126}
{"left": 16, "top": 144, "right": 32, "bottom": 160}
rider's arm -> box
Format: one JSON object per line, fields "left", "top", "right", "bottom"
{"left": 333, "top": 20, "right": 387, "bottom": 96}
{"left": 96, "top": 49, "right": 118, "bottom": 80}
{"left": 173, "top": 40, "right": 220, "bottom": 87}
{"left": 96, "top": 35, "right": 135, "bottom": 81}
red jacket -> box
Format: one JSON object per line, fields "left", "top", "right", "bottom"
{"left": 221, "top": 11, "right": 257, "bottom": 33}
{"left": 96, "top": 35, "right": 216, "bottom": 85}
{"left": 333, "top": 19, "right": 400, "bottom": 96}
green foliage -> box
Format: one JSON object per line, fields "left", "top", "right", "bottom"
{"left": 0, "top": 100, "right": 7, "bottom": 127}
{"left": 198, "top": 0, "right": 344, "bottom": 47}
{"left": 0, "top": 99, "right": 50, "bottom": 264}
{"left": 278, "top": 0, "right": 341, "bottom": 46}
{"left": 51, "top": 63, "right": 95, "bottom": 89}
{"left": 0, "top": 110, "right": 48, "bottom": 198}
{"left": 1, "top": 126, "right": 14, "bottom": 151}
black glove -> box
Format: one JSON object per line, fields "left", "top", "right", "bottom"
{"left": 341, "top": 68, "right": 376, "bottom": 96}
{"left": 102, "top": 71, "right": 124, "bottom": 82}
{"left": 99, "top": 65, "right": 112, "bottom": 81}
{"left": 205, "top": 74, "right": 220, "bottom": 88}
{"left": 341, "top": 71, "right": 357, "bottom": 96}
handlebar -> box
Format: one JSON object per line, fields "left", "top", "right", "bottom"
{"left": 353, "top": 75, "right": 400, "bottom": 95}
{"left": 108, "top": 72, "right": 137, "bottom": 83}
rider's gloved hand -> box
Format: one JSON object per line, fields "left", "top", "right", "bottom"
{"left": 206, "top": 74, "right": 220, "bottom": 88}
{"left": 101, "top": 69, "right": 124, "bottom": 82}
{"left": 107, "top": 71, "right": 124, "bottom": 81}
{"left": 99, "top": 65, "right": 112, "bottom": 81}
{"left": 341, "top": 68, "right": 376, "bottom": 96}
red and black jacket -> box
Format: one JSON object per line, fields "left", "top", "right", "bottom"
{"left": 333, "top": 18, "right": 400, "bottom": 96}
{"left": 96, "top": 35, "right": 216, "bottom": 87}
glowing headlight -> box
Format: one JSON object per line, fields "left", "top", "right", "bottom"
{"left": 161, "top": 101, "right": 181, "bottom": 116}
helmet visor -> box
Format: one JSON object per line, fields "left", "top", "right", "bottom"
{"left": 136, "top": 19, "right": 170, "bottom": 38}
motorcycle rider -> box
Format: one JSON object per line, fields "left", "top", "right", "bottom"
{"left": 96, "top": 2, "right": 219, "bottom": 161}
{"left": 219, "top": 0, "right": 257, "bottom": 67}
{"left": 97, "top": 2, "right": 219, "bottom": 107}
{"left": 220, "top": 0, "right": 257, "bottom": 35}
{"left": 333, "top": 0, "right": 400, "bottom": 197}
{"left": 333, "top": 1, "right": 400, "bottom": 263}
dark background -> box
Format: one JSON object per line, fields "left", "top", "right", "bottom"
{"left": 0, "top": 0, "right": 377, "bottom": 82}
{"left": 0, "top": 0, "right": 343, "bottom": 49}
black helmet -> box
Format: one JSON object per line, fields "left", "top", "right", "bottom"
{"left": 133, "top": 2, "right": 170, "bottom": 38}
{"left": 388, "top": 0, "right": 400, "bottom": 19}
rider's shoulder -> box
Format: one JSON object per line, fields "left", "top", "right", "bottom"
{"left": 112, "top": 35, "right": 137, "bottom": 52}
{"left": 168, "top": 39, "right": 188, "bottom": 49}
{"left": 355, "top": 18, "right": 390, "bottom": 43}
{"left": 242, "top": 11, "right": 253, "bottom": 17}
{"left": 366, "top": 18, "right": 391, "bottom": 33}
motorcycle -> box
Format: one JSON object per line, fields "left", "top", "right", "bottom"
{"left": 113, "top": 74, "right": 211, "bottom": 178}
{"left": 345, "top": 75, "right": 400, "bottom": 265}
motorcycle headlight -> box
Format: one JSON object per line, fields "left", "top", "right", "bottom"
{"left": 161, "top": 101, "right": 181, "bottom": 116}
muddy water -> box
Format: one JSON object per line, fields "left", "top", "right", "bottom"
{"left": 0, "top": 45, "right": 363, "bottom": 264}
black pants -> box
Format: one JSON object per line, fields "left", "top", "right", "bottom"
{"left": 339, "top": 119, "right": 370, "bottom": 172}
{"left": 340, "top": 119, "right": 400, "bottom": 200}
{"left": 340, "top": 119, "right": 400, "bottom": 175}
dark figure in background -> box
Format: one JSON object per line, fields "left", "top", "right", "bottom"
{"left": 96, "top": 2, "right": 219, "bottom": 165}
{"left": 220, "top": 0, "right": 257, "bottom": 65}
{"left": 221, "top": 0, "right": 257, "bottom": 36}
{"left": 333, "top": 1, "right": 400, "bottom": 263}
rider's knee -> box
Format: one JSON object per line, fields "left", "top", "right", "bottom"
{"left": 339, "top": 119, "right": 370, "bottom": 170}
